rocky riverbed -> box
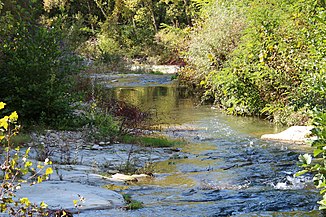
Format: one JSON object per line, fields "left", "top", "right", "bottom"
{"left": 8, "top": 70, "right": 319, "bottom": 216}
{"left": 16, "top": 129, "right": 191, "bottom": 215}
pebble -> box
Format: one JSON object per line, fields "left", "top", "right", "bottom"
{"left": 91, "top": 145, "right": 103, "bottom": 150}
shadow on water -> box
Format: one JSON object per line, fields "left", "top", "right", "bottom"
{"left": 101, "top": 83, "right": 320, "bottom": 217}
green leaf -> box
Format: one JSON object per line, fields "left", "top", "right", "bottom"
{"left": 320, "top": 188, "right": 326, "bottom": 195}
{"left": 318, "top": 199, "right": 326, "bottom": 210}
{"left": 24, "top": 161, "right": 32, "bottom": 168}
{"left": 314, "top": 149, "right": 324, "bottom": 157}
{"left": 295, "top": 170, "right": 308, "bottom": 177}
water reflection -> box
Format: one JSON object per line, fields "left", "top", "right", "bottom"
{"left": 107, "top": 85, "right": 284, "bottom": 137}
{"left": 108, "top": 85, "right": 200, "bottom": 125}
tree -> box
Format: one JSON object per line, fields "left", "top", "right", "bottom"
{"left": 0, "top": 1, "right": 79, "bottom": 126}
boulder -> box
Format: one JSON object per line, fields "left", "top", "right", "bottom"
{"left": 15, "top": 181, "right": 125, "bottom": 213}
{"left": 261, "top": 126, "right": 314, "bottom": 143}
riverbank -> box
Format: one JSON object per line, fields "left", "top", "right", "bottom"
{"left": 6, "top": 71, "right": 320, "bottom": 216}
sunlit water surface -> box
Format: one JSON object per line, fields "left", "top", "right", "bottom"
{"left": 85, "top": 81, "right": 320, "bottom": 217}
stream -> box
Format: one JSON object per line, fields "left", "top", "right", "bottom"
{"left": 89, "top": 74, "right": 320, "bottom": 216}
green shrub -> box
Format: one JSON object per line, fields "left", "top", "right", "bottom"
{"left": 0, "top": 8, "right": 80, "bottom": 127}
{"left": 296, "top": 112, "right": 326, "bottom": 209}
{"left": 181, "top": 0, "right": 326, "bottom": 124}
{"left": 186, "top": 1, "right": 245, "bottom": 76}
{"left": 155, "top": 24, "right": 190, "bottom": 64}
{"left": 84, "top": 103, "right": 120, "bottom": 143}
{"left": 122, "top": 194, "right": 143, "bottom": 210}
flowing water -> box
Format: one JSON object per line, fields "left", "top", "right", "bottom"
{"left": 92, "top": 75, "right": 320, "bottom": 216}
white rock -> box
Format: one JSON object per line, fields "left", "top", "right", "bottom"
{"left": 91, "top": 145, "right": 103, "bottom": 150}
{"left": 261, "top": 126, "right": 314, "bottom": 143}
{"left": 109, "top": 173, "right": 150, "bottom": 182}
{"left": 110, "top": 173, "right": 136, "bottom": 182}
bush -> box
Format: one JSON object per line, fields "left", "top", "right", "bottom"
{"left": 296, "top": 112, "right": 326, "bottom": 209}
{"left": 155, "top": 24, "right": 190, "bottom": 64}
{"left": 84, "top": 103, "right": 120, "bottom": 143}
{"left": 0, "top": 7, "right": 80, "bottom": 127}
{"left": 181, "top": 0, "right": 326, "bottom": 124}
{"left": 186, "top": 1, "right": 245, "bottom": 76}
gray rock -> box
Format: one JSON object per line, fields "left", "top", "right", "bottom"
{"left": 49, "top": 133, "right": 60, "bottom": 140}
{"left": 76, "top": 139, "right": 84, "bottom": 144}
{"left": 15, "top": 181, "right": 125, "bottom": 212}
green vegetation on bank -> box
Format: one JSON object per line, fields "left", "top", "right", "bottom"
{"left": 1, "top": 0, "right": 326, "bottom": 212}
{"left": 0, "top": 2, "right": 80, "bottom": 127}
{"left": 1, "top": 0, "right": 324, "bottom": 128}
{"left": 297, "top": 112, "right": 326, "bottom": 209}
{"left": 179, "top": 0, "right": 326, "bottom": 125}
{"left": 173, "top": 0, "right": 326, "bottom": 209}
{"left": 122, "top": 194, "right": 143, "bottom": 210}
{"left": 0, "top": 0, "right": 198, "bottom": 129}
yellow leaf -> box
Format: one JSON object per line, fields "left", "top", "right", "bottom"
{"left": 37, "top": 176, "right": 43, "bottom": 183}
{"left": 4, "top": 173, "right": 10, "bottom": 180}
{"left": 0, "top": 102, "right": 6, "bottom": 110}
{"left": 37, "top": 164, "right": 44, "bottom": 169}
{"left": 0, "top": 116, "right": 8, "bottom": 130}
{"left": 40, "top": 201, "right": 48, "bottom": 209}
{"left": 9, "top": 111, "right": 18, "bottom": 122}
{"left": 45, "top": 167, "right": 53, "bottom": 175}
{"left": 20, "top": 197, "right": 31, "bottom": 206}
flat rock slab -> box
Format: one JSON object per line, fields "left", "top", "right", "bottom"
{"left": 261, "top": 126, "right": 314, "bottom": 143}
{"left": 109, "top": 173, "right": 150, "bottom": 182}
{"left": 15, "top": 181, "right": 124, "bottom": 212}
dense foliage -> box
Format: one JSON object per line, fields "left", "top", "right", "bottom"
{"left": 0, "top": 0, "right": 199, "bottom": 126}
{"left": 41, "top": 0, "right": 197, "bottom": 63}
{"left": 0, "top": 0, "right": 81, "bottom": 126}
{"left": 1, "top": 0, "right": 326, "bottom": 212}
{"left": 180, "top": 0, "right": 326, "bottom": 125}
{"left": 297, "top": 113, "right": 326, "bottom": 209}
